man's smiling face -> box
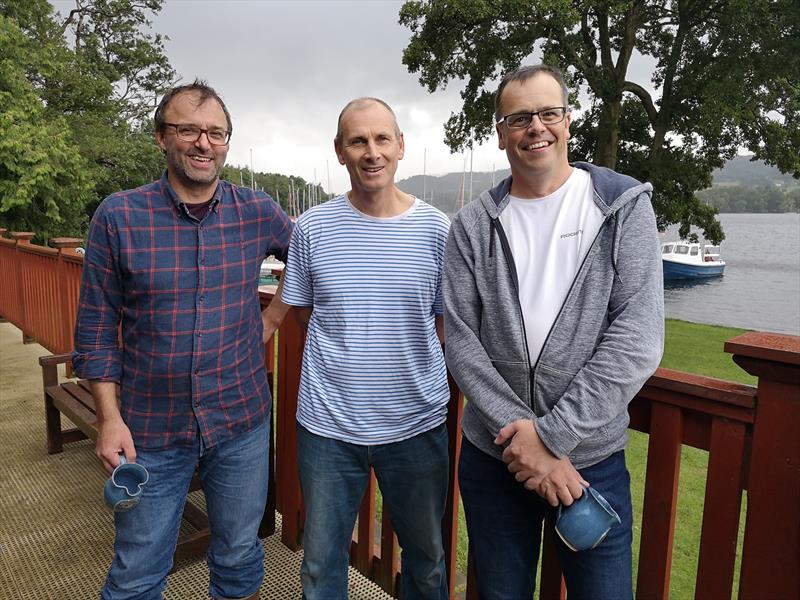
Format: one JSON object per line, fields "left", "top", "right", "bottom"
{"left": 496, "top": 73, "right": 572, "bottom": 187}
{"left": 335, "top": 101, "right": 404, "bottom": 197}
{"left": 156, "top": 90, "right": 229, "bottom": 190}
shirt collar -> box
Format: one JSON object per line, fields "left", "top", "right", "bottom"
{"left": 159, "top": 171, "right": 224, "bottom": 214}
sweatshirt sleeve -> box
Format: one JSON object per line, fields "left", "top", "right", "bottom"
{"left": 535, "top": 192, "right": 665, "bottom": 458}
{"left": 443, "top": 212, "right": 535, "bottom": 436}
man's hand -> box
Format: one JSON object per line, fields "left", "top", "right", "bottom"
{"left": 495, "top": 419, "right": 588, "bottom": 507}
{"left": 96, "top": 417, "right": 136, "bottom": 474}
{"left": 524, "top": 456, "right": 587, "bottom": 507}
{"left": 90, "top": 380, "right": 136, "bottom": 474}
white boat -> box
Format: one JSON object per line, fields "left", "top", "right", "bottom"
{"left": 661, "top": 241, "right": 725, "bottom": 280}
{"left": 259, "top": 259, "right": 284, "bottom": 286}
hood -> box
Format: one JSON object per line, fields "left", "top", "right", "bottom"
{"left": 480, "top": 161, "right": 652, "bottom": 218}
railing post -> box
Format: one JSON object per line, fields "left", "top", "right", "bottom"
{"left": 725, "top": 332, "right": 800, "bottom": 600}
{"left": 276, "top": 308, "right": 305, "bottom": 550}
{"left": 11, "top": 232, "right": 35, "bottom": 343}
{"left": 51, "top": 238, "right": 83, "bottom": 355}
{"left": 443, "top": 372, "right": 464, "bottom": 599}
{"left": 0, "top": 227, "right": 6, "bottom": 322}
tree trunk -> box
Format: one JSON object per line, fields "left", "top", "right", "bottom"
{"left": 593, "top": 98, "right": 622, "bottom": 168}
{"left": 646, "top": 122, "right": 669, "bottom": 181}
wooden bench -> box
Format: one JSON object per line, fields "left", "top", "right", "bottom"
{"left": 40, "top": 353, "right": 277, "bottom": 566}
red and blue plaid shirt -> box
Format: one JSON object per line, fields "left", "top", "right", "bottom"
{"left": 73, "top": 173, "right": 294, "bottom": 450}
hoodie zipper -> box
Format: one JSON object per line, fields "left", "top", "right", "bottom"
{"left": 533, "top": 211, "right": 616, "bottom": 373}
{"left": 493, "top": 207, "right": 617, "bottom": 414}
{"left": 491, "top": 217, "right": 534, "bottom": 404}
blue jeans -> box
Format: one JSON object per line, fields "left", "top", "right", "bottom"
{"left": 101, "top": 420, "right": 270, "bottom": 600}
{"left": 458, "top": 438, "right": 633, "bottom": 600}
{"left": 297, "top": 423, "right": 449, "bottom": 600}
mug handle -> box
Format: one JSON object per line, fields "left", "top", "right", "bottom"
{"left": 557, "top": 485, "right": 589, "bottom": 515}
{"left": 117, "top": 453, "right": 127, "bottom": 467}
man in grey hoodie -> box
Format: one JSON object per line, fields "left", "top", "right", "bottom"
{"left": 443, "top": 64, "right": 664, "bottom": 599}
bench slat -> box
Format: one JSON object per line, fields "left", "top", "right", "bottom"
{"left": 46, "top": 384, "right": 98, "bottom": 441}
{"left": 62, "top": 381, "right": 98, "bottom": 412}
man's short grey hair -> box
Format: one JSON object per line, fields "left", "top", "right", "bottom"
{"left": 154, "top": 78, "right": 233, "bottom": 135}
{"left": 335, "top": 97, "right": 401, "bottom": 142}
{"left": 494, "top": 65, "right": 570, "bottom": 121}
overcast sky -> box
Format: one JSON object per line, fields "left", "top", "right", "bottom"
{"left": 50, "top": 1, "right": 661, "bottom": 195}
{"left": 48, "top": 0, "right": 534, "bottom": 193}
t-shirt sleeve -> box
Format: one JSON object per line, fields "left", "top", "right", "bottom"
{"left": 281, "top": 222, "right": 313, "bottom": 307}
{"left": 432, "top": 212, "right": 449, "bottom": 315}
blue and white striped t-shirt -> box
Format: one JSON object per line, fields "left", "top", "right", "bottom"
{"left": 281, "top": 194, "right": 451, "bottom": 445}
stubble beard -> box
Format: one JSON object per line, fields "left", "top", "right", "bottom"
{"left": 167, "top": 147, "right": 224, "bottom": 187}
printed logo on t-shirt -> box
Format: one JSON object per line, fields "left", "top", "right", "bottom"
{"left": 560, "top": 229, "right": 583, "bottom": 239}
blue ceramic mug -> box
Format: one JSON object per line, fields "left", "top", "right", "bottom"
{"left": 103, "top": 454, "right": 149, "bottom": 512}
{"left": 555, "top": 486, "right": 621, "bottom": 552}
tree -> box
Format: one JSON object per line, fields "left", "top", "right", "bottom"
{"left": 0, "top": 0, "right": 175, "bottom": 238}
{"left": 400, "top": 0, "right": 800, "bottom": 244}
{"left": 0, "top": 13, "right": 93, "bottom": 241}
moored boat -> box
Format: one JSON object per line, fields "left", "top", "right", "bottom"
{"left": 661, "top": 241, "right": 725, "bottom": 280}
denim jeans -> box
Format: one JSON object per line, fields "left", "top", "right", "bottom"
{"left": 458, "top": 438, "right": 633, "bottom": 600}
{"left": 101, "top": 419, "right": 270, "bottom": 600}
{"left": 297, "top": 423, "right": 449, "bottom": 600}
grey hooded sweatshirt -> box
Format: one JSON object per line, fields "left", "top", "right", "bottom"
{"left": 443, "top": 162, "right": 664, "bottom": 469}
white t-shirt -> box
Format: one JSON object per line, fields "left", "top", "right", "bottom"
{"left": 498, "top": 168, "right": 604, "bottom": 364}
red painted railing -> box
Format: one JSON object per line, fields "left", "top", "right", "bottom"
{"left": 0, "top": 229, "right": 83, "bottom": 352}
{"left": 1, "top": 229, "right": 798, "bottom": 599}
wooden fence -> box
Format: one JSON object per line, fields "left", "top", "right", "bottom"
{"left": 1, "top": 228, "right": 797, "bottom": 599}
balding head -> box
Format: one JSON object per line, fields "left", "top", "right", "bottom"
{"left": 335, "top": 98, "right": 401, "bottom": 143}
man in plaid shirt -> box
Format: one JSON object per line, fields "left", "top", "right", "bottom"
{"left": 72, "top": 80, "right": 293, "bottom": 600}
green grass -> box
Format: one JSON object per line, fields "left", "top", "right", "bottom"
{"left": 628, "top": 318, "right": 753, "bottom": 599}
{"left": 662, "top": 318, "right": 756, "bottom": 385}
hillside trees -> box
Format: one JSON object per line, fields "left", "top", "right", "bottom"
{"left": 400, "top": 0, "right": 800, "bottom": 244}
{"left": 221, "top": 165, "right": 329, "bottom": 215}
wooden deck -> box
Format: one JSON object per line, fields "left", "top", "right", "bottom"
{"left": 0, "top": 321, "right": 394, "bottom": 600}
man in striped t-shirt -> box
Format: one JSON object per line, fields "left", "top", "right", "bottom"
{"left": 281, "top": 98, "right": 451, "bottom": 599}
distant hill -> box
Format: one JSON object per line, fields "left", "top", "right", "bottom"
{"left": 398, "top": 169, "right": 509, "bottom": 215}
{"left": 398, "top": 156, "right": 797, "bottom": 215}
{"left": 711, "top": 156, "right": 797, "bottom": 187}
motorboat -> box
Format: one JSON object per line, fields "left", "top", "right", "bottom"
{"left": 661, "top": 241, "right": 725, "bottom": 280}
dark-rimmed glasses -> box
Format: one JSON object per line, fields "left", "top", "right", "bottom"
{"left": 163, "top": 123, "right": 231, "bottom": 145}
{"left": 498, "top": 107, "right": 568, "bottom": 128}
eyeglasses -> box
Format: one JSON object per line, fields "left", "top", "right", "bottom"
{"left": 163, "top": 123, "right": 231, "bottom": 145}
{"left": 498, "top": 107, "right": 568, "bottom": 128}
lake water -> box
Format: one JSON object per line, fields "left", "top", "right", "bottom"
{"left": 662, "top": 213, "right": 800, "bottom": 335}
